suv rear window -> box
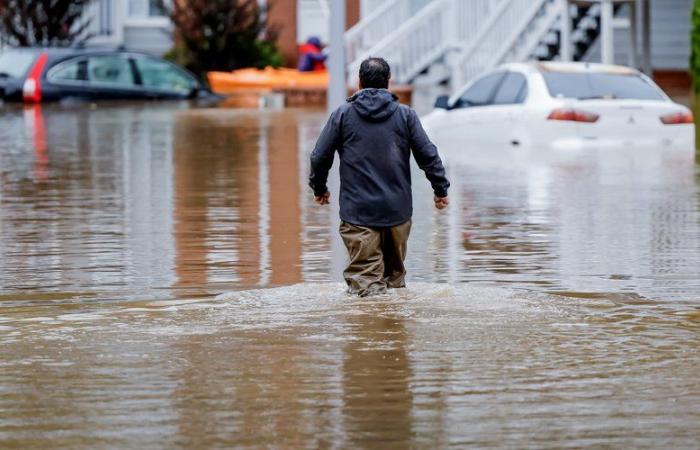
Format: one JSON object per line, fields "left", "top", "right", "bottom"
{"left": 0, "top": 51, "right": 37, "bottom": 79}
{"left": 542, "top": 72, "right": 665, "bottom": 101}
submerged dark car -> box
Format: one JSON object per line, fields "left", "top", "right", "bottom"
{"left": 0, "top": 47, "right": 214, "bottom": 102}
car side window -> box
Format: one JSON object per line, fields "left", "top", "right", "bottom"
{"left": 87, "top": 56, "right": 136, "bottom": 86}
{"left": 133, "top": 57, "right": 196, "bottom": 94}
{"left": 454, "top": 72, "right": 506, "bottom": 108}
{"left": 48, "top": 59, "right": 87, "bottom": 82}
{"left": 492, "top": 72, "right": 528, "bottom": 105}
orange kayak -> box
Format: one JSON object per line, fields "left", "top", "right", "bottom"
{"left": 208, "top": 67, "right": 329, "bottom": 93}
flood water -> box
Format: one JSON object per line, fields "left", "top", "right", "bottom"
{"left": 1, "top": 103, "right": 700, "bottom": 448}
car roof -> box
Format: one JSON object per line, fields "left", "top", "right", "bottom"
{"left": 499, "top": 61, "right": 641, "bottom": 76}
{"left": 3, "top": 46, "right": 154, "bottom": 59}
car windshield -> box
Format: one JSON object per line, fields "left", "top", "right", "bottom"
{"left": 0, "top": 51, "right": 37, "bottom": 78}
{"left": 542, "top": 71, "right": 665, "bottom": 101}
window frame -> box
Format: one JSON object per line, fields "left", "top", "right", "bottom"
{"left": 128, "top": 0, "right": 167, "bottom": 18}
{"left": 47, "top": 54, "right": 143, "bottom": 91}
{"left": 45, "top": 57, "right": 88, "bottom": 84}
{"left": 451, "top": 70, "right": 507, "bottom": 109}
{"left": 131, "top": 54, "right": 199, "bottom": 94}
{"left": 491, "top": 71, "right": 529, "bottom": 106}
{"left": 125, "top": 0, "right": 170, "bottom": 27}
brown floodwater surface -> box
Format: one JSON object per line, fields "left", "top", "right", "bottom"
{"left": 1, "top": 103, "right": 699, "bottom": 448}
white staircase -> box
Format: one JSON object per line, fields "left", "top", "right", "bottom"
{"left": 344, "top": 0, "right": 568, "bottom": 92}
{"left": 345, "top": 0, "right": 500, "bottom": 87}
{"left": 452, "top": 0, "right": 561, "bottom": 89}
{"left": 345, "top": 0, "right": 413, "bottom": 68}
{"left": 347, "top": 0, "right": 453, "bottom": 86}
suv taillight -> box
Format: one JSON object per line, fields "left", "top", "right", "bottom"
{"left": 660, "top": 111, "right": 694, "bottom": 125}
{"left": 547, "top": 108, "right": 599, "bottom": 123}
{"left": 22, "top": 52, "right": 48, "bottom": 103}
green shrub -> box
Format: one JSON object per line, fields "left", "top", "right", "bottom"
{"left": 160, "top": 0, "right": 283, "bottom": 78}
{"left": 691, "top": 0, "right": 700, "bottom": 92}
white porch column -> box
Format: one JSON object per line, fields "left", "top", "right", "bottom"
{"left": 628, "top": 0, "right": 638, "bottom": 68}
{"left": 328, "top": 0, "right": 347, "bottom": 111}
{"left": 559, "top": 0, "right": 572, "bottom": 61}
{"left": 600, "top": 0, "right": 615, "bottom": 64}
{"left": 640, "top": 0, "right": 652, "bottom": 75}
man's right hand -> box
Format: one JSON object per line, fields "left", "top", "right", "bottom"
{"left": 315, "top": 191, "right": 330, "bottom": 205}
{"left": 434, "top": 196, "right": 449, "bottom": 210}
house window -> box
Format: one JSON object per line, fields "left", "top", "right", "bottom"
{"left": 129, "top": 0, "right": 166, "bottom": 17}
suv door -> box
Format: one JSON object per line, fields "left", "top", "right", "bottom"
{"left": 45, "top": 57, "right": 91, "bottom": 100}
{"left": 85, "top": 55, "right": 147, "bottom": 100}
{"left": 131, "top": 55, "right": 198, "bottom": 99}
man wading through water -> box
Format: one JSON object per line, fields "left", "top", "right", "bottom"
{"left": 309, "top": 57, "right": 450, "bottom": 296}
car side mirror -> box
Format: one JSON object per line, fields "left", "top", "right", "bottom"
{"left": 434, "top": 95, "right": 450, "bottom": 110}
{"left": 189, "top": 84, "right": 210, "bottom": 99}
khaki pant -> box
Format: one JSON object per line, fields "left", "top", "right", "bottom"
{"left": 339, "top": 220, "right": 411, "bottom": 296}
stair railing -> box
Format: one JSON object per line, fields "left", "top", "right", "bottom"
{"left": 345, "top": 0, "right": 563, "bottom": 90}
{"left": 344, "top": 0, "right": 412, "bottom": 67}
{"left": 346, "top": 0, "right": 500, "bottom": 86}
{"left": 451, "top": 0, "right": 552, "bottom": 90}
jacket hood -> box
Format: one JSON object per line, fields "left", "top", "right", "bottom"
{"left": 347, "top": 88, "right": 399, "bottom": 122}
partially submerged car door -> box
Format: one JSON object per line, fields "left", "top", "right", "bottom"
{"left": 85, "top": 54, "right": 150, "bottom": 100}
{"left": 442, "top": 71, "right": 505, "bottom": 147}
{"left": 488, "top": 71, "right": 529, "bottom": 147}
{"left": 45, "top": 57, "right": 92, "bottom": 100}
{"left": 131, "top": 55, "right": 199, "bottom": 99}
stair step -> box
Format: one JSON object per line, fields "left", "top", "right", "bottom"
{"left": 579, "top": 16, "right": 599, "bottom": 30}
{"left": 543, "top": 30, "right": 559, "bottom": 45}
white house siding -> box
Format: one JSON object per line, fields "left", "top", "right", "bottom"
{"left": 297, "top": 0, "right": 330, "bottom": 43}
{"left": 585, "top": 0, "right": 692, "bottom": 70}
{"left": 123, "top": 25, "right": 172, "bottom": 55}
{"left": 650, "top": 0, "right": 692, "bottom": 69}
{"left": 86, "top": 0, "right": 173, "bottom": 56}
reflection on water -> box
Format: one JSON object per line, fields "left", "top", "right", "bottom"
{"left": 441, "top": 146, "right": 700, "bottom": 299}
{"left": 0, "top": 104, "right": 341, "bottom": 294}
{"left": 1, "top": 103, "right": 700, "bottom": 448}
{"left": 1, "top": 103, "right": 698, "bottom": 299}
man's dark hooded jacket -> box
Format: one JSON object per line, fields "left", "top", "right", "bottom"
{"left": 309, "top": 88, "right": 450, "bottom": 228}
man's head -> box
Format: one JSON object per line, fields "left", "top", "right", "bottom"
{"left": 359, "top": 57, "right": 391, "bottom": 89}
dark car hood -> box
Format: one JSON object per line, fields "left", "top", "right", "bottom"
{"left": 347, "top": 88, "right": 399, "bottom": 122}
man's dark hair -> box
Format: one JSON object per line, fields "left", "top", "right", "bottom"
{"left": 359, "top": 57, "right": 391, "bottom": 89}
